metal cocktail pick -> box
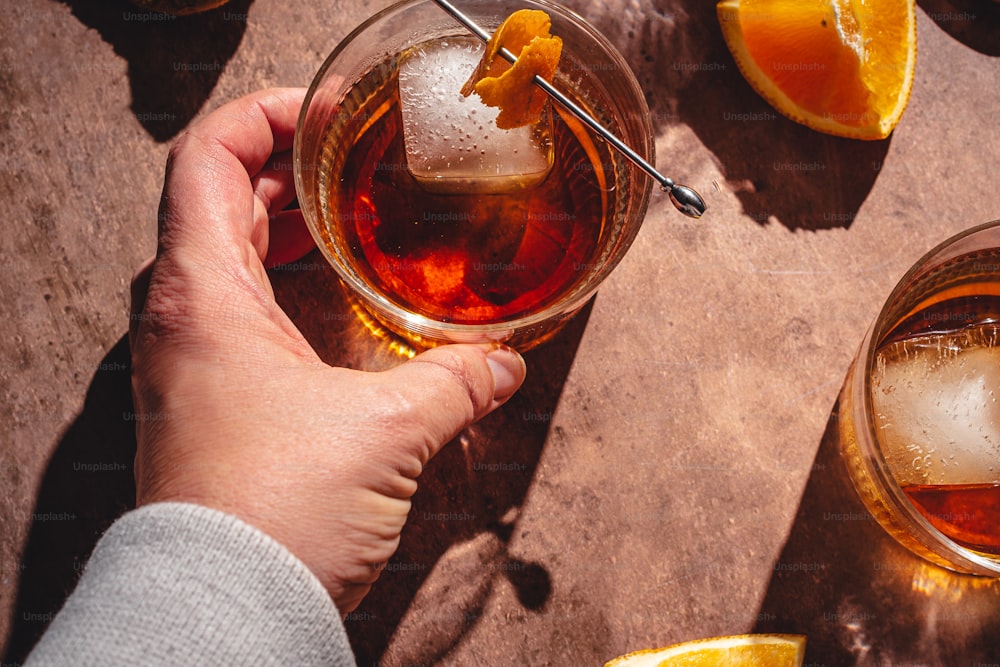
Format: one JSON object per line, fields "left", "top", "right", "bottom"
{"left": 431, "top": 0, "right": 707, "bottom": 219}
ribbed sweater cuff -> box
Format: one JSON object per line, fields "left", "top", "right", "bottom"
{"left": 26, "top": 502, "right": 355, "bottom": 666}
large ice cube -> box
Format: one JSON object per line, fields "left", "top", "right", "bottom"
{"left": 397, "top": 38, "right": 553, "bottom": 194}
{"left": 872, "top": 329, "right": 1000, "bottom": 487}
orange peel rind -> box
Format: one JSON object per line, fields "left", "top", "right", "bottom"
{"left": 461, "top": 9, "right": 563, "bottom": 130}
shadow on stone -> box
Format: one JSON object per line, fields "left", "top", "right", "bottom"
{"left": 2, "top": 335, "right": 137, "bottom": 664}
{"left": 751, "top": 403, "right": 1000, "bottom": 664}
{"left": 584, "top": 0, "right": 891, "bottom": 231}
{"left": 917, "top": 0, "right": 1000, "bottom": 56}
{"left": 54, "top": 0, "right": 254, "bottom": 141}
{"left": 505, "top": 558, "right": 552, "bottom": 611}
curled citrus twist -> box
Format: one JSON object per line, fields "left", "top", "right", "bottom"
{"left": 461, "top": 9, "right": 563, "bottom": 130}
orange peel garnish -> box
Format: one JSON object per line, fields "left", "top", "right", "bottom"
{"left": 461, "top": 9, "right": 563, "bottom": 129}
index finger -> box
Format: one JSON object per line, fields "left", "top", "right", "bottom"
{"left": 156, "top": 87, "right": 307, "bottom": 259}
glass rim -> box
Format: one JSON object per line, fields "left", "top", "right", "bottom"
{"left": 293, "top": 0, "right": 655, "bottom": 340}
{"left": 856, "top": 218, "right": 1000, "bottom": 576}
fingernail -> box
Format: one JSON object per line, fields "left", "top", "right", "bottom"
{"left": 486, "top": 346, "right": 526, "bottom": 402}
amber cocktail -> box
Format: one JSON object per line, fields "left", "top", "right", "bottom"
{"left": 294, "top": 0, "right": 654, "bottom": 349}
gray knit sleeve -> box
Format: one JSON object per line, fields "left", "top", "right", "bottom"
{"left": 25, "top": 502, "right": 356, "bottom": 666}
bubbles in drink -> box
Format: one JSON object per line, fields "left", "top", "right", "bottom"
{"left": 397, "top": 39, "right": 553, "bottom": 193}
{"left": 870, "top": 296, "right": 1000, "bottom": 555}
{"left": 872, "top": 320, "right": 1000, "bottom": 487}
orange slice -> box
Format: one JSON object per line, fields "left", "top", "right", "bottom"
{"left": 461, "top": 9, "right": 563, "bottom": 129}
{"left": 604, "top": 633, "right": 806, "bottom": 667}
{"left": 717, "top": 0, "right": 917, "bottom": 140}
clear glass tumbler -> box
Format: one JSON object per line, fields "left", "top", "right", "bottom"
{"left": 839, "top": 220, "right": 1000, "bottom": 576}
{"left": 294, "top": 0, "right": 654, "bottom": 350}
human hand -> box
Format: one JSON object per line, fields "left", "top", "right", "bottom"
{"left": 128, "top": 88, "right": 527, "bottom": 613}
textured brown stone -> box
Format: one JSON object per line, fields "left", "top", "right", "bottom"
{"left": 2, "top": 1, "right": 999, "bottom": 665}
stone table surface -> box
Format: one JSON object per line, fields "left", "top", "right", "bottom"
{"left": 2, "top": 0, "right": 999, "bottom": 665}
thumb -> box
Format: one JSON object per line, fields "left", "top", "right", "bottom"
{"left": 380, "top": 344, "right": 526, "bottom": 459}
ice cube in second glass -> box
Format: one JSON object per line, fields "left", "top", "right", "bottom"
{"left": 872, "top": 329, "right": 1000, "bottom": 487}
{"left": 397, "top": 38, "right": 554, "bottom": 194}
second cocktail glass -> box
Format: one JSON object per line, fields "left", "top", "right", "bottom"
{"left": 839, "top": 220, "right": 1000, "bottom": 576}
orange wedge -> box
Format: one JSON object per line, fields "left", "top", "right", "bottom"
{"left": 461, "top": 9, "right": 563, "bottom": 129}
{"left": 604, "top": 633, "right": 806, "bottom": 667}
{"left": 718, "top": 0, "right": 916, "bottom": 140}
